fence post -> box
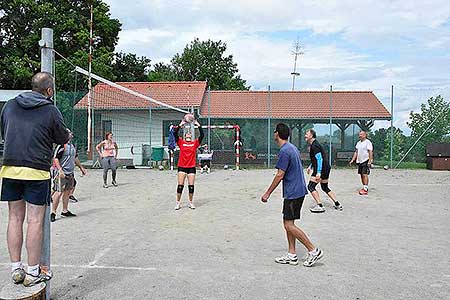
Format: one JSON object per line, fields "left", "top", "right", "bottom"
{"left": 267, "top": 85, "right": 272, "bottom": 167}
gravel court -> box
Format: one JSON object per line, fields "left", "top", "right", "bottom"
{"left": 0, "top": 168, "right": 449, "bottom": 300}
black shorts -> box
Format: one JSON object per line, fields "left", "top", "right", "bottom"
{"left": 1, "top": 178, "right": 51, "bottom": 206}
{"left": 282, "top": 197, "right": 305, "bottom": 220}
{"left": 178, "top": 167, "right": 197, "bottom": 174}
{"left": 312, "top": 166, "right": 331, "bottom": 180}
{"left": 357, "top": 160, "right": 371, "bottom": 175}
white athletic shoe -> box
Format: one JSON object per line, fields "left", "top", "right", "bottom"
{"left": 174, "top": 203, "right": 181, "bottom": 210}
{"left": 275, "top": 254, "right": 299, "bottom": 265}
{"left": 188, "top": 202, "right": 196, "bottom": 209}
{"left": 303, "top": 248, "right": 323, "bottom": 267}
{"left": 310, "top": 205, "right": 325, "bottom": 213}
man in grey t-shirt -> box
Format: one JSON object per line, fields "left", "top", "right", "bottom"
{"left": 51, "top": 131, "right": 87, "bottom": 222}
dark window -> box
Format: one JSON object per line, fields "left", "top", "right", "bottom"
{"left": 102, "top": 120, "right": 112, "bottom": 139}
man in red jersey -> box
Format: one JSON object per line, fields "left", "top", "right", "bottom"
{"left": 173, "top": 119, "right": 204, "bottom": 210}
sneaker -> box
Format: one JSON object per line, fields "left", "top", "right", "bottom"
{"left": 50, "top": 212, "right": 56, "bottom": 223}
{"left": 112, "top": 181, "right": 118, "bottom": 187}
{"left": 23, "top": 270, "right": 52, "bottom": 287}
{"left": 69, "top": 195, "right": 78, "bottom": 203}
{"left": 103, "top": 183, "right": 108, "bottom": 188}
{"left": 61, "top": 211, "right": 76, "bottom": 217}
{"left": 188, "top": 202, "right": 196, "bottom": 209}
{"left": 275, "top": 254, "right": 299, "bottom": 265}
{"left": 334, "top": 203, "right": 343, "bottom": 211}
{"left": 303, "top": 248, "right": 323, "bottom": 267}
{"left": 359, "top": 188, "right": 368, "bottom": 195}
{"left": 174, "top": 203, "right": 181, "bottom": 210}
{"left": 310, "top": 205, "right": 325, "bottom": 213}
{"left": 12, "top": 268, "right": 26, "bottom": 284}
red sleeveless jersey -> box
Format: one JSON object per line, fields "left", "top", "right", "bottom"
{"left": 177, "top": 139, "right": 200, "bottom": 168}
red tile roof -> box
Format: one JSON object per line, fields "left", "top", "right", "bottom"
{"left": 200, "top": 91, "right": 391, "bottom": 120}
{"left": 75, "top": 81, "right": 207, "bottom": 109}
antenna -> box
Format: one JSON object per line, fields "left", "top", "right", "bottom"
{"left": 291, "top": 39, "right": 304, "bottom": 91}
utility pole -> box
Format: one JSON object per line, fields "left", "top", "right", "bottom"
{"left": 39, "top": 27, "right": 53, "bottom": 300}
{"left": 291, "top": 39, "right": 303, "bottom": 91}
{"left": 390, "top": 85, "right": 394, "bottom": 169}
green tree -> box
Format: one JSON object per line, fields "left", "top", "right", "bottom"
{"left": 112, "top": 52, "right": 151, "bottom": 82}
{"left": 150, "top": 38, "right": 248, "bottom": 90}
{"left": 148, "top": 62, "right": 179, "bottom": 82}
{"left": 383, "top": 127, "right": 407, "bottom": 161}
{"left": 371, "top": 128, "right": 388, "bottom": 160}
{"left": 407, "top": 95, "right": 450, "bottom": 161}
{"left": 0, "top": 0, "right": 121, "bottom": 90}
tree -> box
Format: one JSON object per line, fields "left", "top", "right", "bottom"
{"left": 148, "top": 62, "right": 179, "bottom": 82}
{"left": 383, "top": 127, "right": 407, "bottom": 161}
{"left": 150, "top": 38, "right": 248, "bottom": 90}
{"left": 112, "top": 52, "right": 151, "bottom": 82}
{"left": 0, "top": 0, "right": 121, "bottom": 90}
{"left": 407, "top": 95, "right": 450, "bottom": 161}
{"left": 371, "top": 128, "right": 388, "bottom": 160}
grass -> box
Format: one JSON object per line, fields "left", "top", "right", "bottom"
{"left": 375, "top": 160, "right": 427, "bottom": 169}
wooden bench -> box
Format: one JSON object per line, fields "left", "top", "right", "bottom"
{"left": 335, "top": 151, "right": 354, "bottom": 166}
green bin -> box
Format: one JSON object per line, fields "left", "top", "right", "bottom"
{"left": 151, "top": 146, "right": 165, "bottom": 161}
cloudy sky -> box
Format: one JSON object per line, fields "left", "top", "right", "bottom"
{"left": 104, "top": 0, "right": 450, "bottom": 133}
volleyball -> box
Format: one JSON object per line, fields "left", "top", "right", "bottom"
{"left": 184, "top": 113, "right": 195, "bottom": 123}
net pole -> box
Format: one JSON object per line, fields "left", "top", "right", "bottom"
{"left": 87, "top": 4, "right": 94, "bottom": 159}
{"left": 39, "top": 27, "right": 53, "bottom": 300}
{"left": 329, "top": 85, "right": 333, "bottom": 164}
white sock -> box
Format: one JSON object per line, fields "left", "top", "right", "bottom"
{"left": 11, "top": 261, "right": 22, "bottom": 272}
{"left": 363, "top": 185, "right": 369, "bottom": 191}
{"left": 287, "top": 252, "right": 297, "bottom": 258}
{"left": 27, "top": 264, "right": 40, "bottom": 277}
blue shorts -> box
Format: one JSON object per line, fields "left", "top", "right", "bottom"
{"left": 1, "top": 178, "right": 51, "bottom": 206}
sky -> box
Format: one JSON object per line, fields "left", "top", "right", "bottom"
{"left": 104, "top": 0, "right": 450, "bottom": 134}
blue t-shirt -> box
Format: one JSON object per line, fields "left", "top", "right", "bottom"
{"left": 275, "top": 142, "right": 308, "bottom": 200}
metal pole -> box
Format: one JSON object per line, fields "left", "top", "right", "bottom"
{"left": 390, "top": 85, "right": 394, "bottom": 168}
{"left": 267, "top": 85, "right": 272, "bottom": 167}
{"left": 149, "top": 105, "right": 152, "bottom": 166}
{"left": 208, "top": 86, "right": 211, "bottom": 147}
{"left": 87, "top": 4, "right": 94, "bottom": 159}
{"left": 39, "top": 27, "right": 53, "bottom": 300}
{"left": 329, "top": 85, "right": 333, "bottom": 164}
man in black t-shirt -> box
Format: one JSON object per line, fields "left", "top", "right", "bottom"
{"left": 305, "top": 129, "right": 342, "bottom": 213}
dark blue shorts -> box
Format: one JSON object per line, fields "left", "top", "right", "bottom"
{"left": 1, "top": 178, "right": 51, "bottom": 206}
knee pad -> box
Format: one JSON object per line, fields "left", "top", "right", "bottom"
{"left": 307, "top": 181, "right": 318, "bottom": 193}
{"left": 177, "top": 185, "right": 184, "bottom": 194}
{"left": 320, "top": 182, "right": 331, "bottom": 194}
{"left": 188, "top": 185, "right": 194, "bottom": 194}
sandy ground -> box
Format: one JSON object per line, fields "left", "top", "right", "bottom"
{"left": 0, "top": 168, "right": 449, "bottom": 300}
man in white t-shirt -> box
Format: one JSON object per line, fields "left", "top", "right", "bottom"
{"left": 349, "top": 131, "right": 373, "bottom": 195}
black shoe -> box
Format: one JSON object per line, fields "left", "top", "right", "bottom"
{"left": 61, "top": 211, "right": 77, "bottom": 217}
{"left": 69, "top": 195, "right": 78, "bottom": 203}
{"left": 50, "top": 212, "right": 56, "bottom": 222}
{"left": 112, "top": 181, "right": 118, "bottom": 187}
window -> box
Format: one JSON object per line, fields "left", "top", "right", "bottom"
{"left": 102, "top": 120, "right": 112, "bottom": 139}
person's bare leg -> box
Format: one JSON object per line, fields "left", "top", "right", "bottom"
{"left": 25, "top": 202, "right": 46, "bottom": 267}
{"left": 187, "top": 174, "right": 196, "bottom": 203}
{"left": 320, "top": 179, "right": 337, "bottom": 203}
{"left": 177, "top": 172, "right": 186, "bottom": 203}
{"left": 285, "top": 229, "right": 296, "bottom": 254}
{"left": 283, "top": 220, "right": 314, "bottom": 252}
{"left": 61, "top": 190, "right": 71, "bottom": 213}
{"left": 7, "top": 200, "right": 26, "bottom": 263}
{"left": 362, "top": 174, "right": 369, "bottom": 186}
{"left": 51, "top": 191, "right": 62, "bottom": 214}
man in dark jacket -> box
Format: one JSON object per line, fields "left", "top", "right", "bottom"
{"left": 0, "top": 72, "right": 69, "bottom": 287}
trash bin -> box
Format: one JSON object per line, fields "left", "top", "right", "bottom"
{"left": 151, "top": 146, "right": 164, "bottom": 161}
